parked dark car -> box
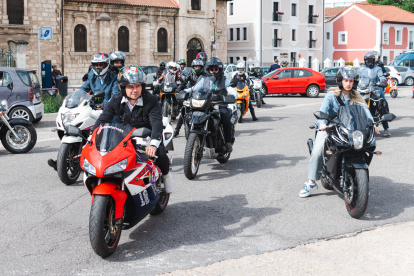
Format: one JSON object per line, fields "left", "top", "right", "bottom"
{"left": 320, "top": 67, "right": 340, "bottom": 88}
{"left": 0, "top": 68, "right": 44, "bottom": 123}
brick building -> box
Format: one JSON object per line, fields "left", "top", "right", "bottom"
{"left": 0, "top": 0, "right": 229, "bottom": 85}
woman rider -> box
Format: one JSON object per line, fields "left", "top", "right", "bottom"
{"left": 299, "top": 67, "right": 379, "bottom": 198}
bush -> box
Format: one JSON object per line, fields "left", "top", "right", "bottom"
{"left": 42, "top": 94, "right": 63, "bottom": 113}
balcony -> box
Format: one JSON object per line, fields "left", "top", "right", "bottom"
{"left": 410, "top": 42, "right": 413, "bottom": 49}
{"left": 308, "top": 40, "right": 316, "bottom": 48}
{"left": 273, "top": 38, "right": 282, "bottom": 47}
{"left": 308, "top": 15, "right": 317, "bottom": 24}
{"left": 273, "top": 12, "right": 283, "bottom": 22}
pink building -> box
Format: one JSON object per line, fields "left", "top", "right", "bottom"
{"left": 324, "top": 3, "right": 414, "bottom": 65}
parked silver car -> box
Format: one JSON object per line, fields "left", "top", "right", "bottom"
{"left": 384, "top": 66, "right": 414, "bottom": 86}
{"left": 0, "top": 68, "right": 44, "bottom": 123}
{"left": 139, "top": 66, "right": 158, "bottom": 90}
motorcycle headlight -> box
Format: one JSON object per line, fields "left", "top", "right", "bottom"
{"left": 83, "top": 158, "right": 96, "bottom": 175}
{"left": 183, "top": 100, "right": 190, "bottom": 107}
{"left": 253, "top": 82, "right": 262, "bottom": 89}
{"left": 164, "top": 87, "right": 172, "bottom": 92}
{"left": 104, "top": 159, "right": 128, "bottom": 175}
{"left": 242, "top": 94, "right": 247, "bottom": 98}
{"left": 352, "top": 130, "right": 364, "bottom": 150}
{"left": 191, "top": 99, "right": 206, "bottom": 107}
{"left": 62, "top": 112, "right": 79, "bottom": 127}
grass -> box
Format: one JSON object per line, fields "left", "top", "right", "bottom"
{"left": 42, "top": 94, "right": 64, "bottom": 113}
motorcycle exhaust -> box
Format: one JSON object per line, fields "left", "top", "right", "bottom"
{"left": 307, "top": 138, "right": 314, "bottom": 156}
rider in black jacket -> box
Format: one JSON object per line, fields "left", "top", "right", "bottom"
{"left": 91, "top": 66, "right": 173, "bottom": 194}
{"left": 173, "top": 59, "right": 207, "bottom": 138}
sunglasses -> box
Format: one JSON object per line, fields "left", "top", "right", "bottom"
{"left": 209, "top": 67, "right": 219, "bottom": 72}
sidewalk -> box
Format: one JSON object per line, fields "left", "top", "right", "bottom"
{"left": 163, "top": 221, "right": 414, "bottom": 276}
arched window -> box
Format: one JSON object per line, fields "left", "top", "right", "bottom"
{"left": 74, "top": 24, "right": 87, "bottom": 52}
{"left": 7, "top": 0, "right": 24, "bottom": 24}
{"left": 191, "top": 0, "right": 201, "bottom": 11}
{"left": 118, "top": 26, "right": 129, "bottom": 52}
{"left": 157, "top": 28, "right": 168, "bottom": 53}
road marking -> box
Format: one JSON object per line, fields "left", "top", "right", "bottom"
{"left": 255, "top": 102, "right": 320, "bottom": 113}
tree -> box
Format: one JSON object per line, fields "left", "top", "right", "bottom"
{"left": 367, "top": 0, "right": 414, "bottom": 13}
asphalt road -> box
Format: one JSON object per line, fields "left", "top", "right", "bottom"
{"left": 1, "top": 88, "right": 413, "bottom": 275}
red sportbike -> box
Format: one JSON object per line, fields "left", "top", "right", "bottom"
{"left": 65, "top": 123, "right": 170, "bottom": 258}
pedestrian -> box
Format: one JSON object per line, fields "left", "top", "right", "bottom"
{"left": 269, "top": 58, "right": 281, "bottom": 72}
{"left": 52, "top": 65, "right": 62, "bottom": 87}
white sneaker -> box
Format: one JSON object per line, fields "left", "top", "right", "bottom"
{"left": 299, "top": 180, "right": 318, "bottom": 198}
{"left": 162, "top": 172, "right": 174, "bottom": 194}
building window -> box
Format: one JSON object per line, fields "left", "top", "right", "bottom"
{"left": 338, "top": 31, "right": 347, "bottom": 45}
{"left": 291, "top": 3, "right": 297, "bottom": 16}
{"left": 229, "top": 2, "right": 234, "bottom": 16}
{"left": 236, "top": 28, "right": 240, "bottom": 40}
{"left": 157, "top": 28, "right": 168, "bottom": 53}
{"left": 74, "top": 24, "right": 87, "bottom": 52}
{"left": 243, "top": 27, "right": 247, "bottom": 40}
{"left": 327, "top": 32, "right": 330, "bottom": 39}
{"left": 118, "top": 26, "right": 129, "bottom": 52}
{"left": 191, "top": 0, "right": 201, "bottom": 11}
{"left": 396, "top": 30, "right": 401, "bottom": 42}
{"left": 292, "top": 29, "right": 296, "bottom": 41}
{"left": 384, "top": 32, "right": 388, "bottom": 41}
{"left": 243, "top": 57, "right": 247, "bottom": 61}
{"left": 229, "top": 28, "right": 234, "bottom": 41}
{"left": 230, "top": 57, "right": 234, "bottom": 64}
{"left": 273, "top": 2, "right": 279, "bottom": 13}
{"left": 7, "top": 0, "right": 24, "bottom": 25}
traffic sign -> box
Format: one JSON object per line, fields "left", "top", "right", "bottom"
{"left": 39, "top": 27, "right": 53, "bottom": 40}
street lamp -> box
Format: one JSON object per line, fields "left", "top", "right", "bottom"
{"left": 217, "top": 29, "right": 222, "bottom": 39}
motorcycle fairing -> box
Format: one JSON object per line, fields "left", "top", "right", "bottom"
{"left": 92, "top": 182, "right": 127, "bottom": 219}
{"left": 190, "top": 111, "right": 210, "bottom": 125}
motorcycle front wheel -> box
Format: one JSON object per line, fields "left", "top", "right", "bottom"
{"left": 89, "top": 195, "right": 122, "bottom": 258}
{"left": 345, "top": 169, "right": 369, "bottom": 219}
{"left": 162, "top": 100, "right": 171, "bottom": 118}
{"left": 391, "top": 90, "right": 398, "bottom": 98}
{"left": 256, "top": 92, "right": 262, "bottom": 108}
{"left": 1, "top": 124, "right": 37, "bottom": 154}
{"left": 184, "top": 133, "right": 201, "bottom": 180}
{"left": 57, "top": 143, "right": 82, "bottom": 185}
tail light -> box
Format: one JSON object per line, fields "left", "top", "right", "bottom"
{"left": 29, "top": 88, "right": 33, "bottom": 100}
{"left": 397, "top": 73, "right": 400, "bottom": 76}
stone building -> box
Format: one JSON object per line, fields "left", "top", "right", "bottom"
{"left": 0, "top": 0, "right": 229, "bottom": 86}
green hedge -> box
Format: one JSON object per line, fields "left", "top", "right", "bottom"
{"left": 345, "top": 61, "right": 364, "bottom": 66}
{"left": 42, "top": 94, "right": 64, "bottom": 113}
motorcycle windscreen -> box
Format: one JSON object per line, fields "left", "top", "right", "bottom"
{"left": 163, "top": 82, "right": 177, "bottom": 92}
{"left": 192, "top": 77, "right": 213, "bottom": 100}
{"left": 163, "top": 73, "right": 176, "bottom": 83}
{"left": 338, "top": 105, "right": 371, "bottom": 131}
{"left": 95, "top": 123, "right": 134, "bottom": 154}
{"left": 65, "top": 89, "right": 92, "bottom": 108}
{"left": 237, "top": 81, "right": 246, "bottom": 90}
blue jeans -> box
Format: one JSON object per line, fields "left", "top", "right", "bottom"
{"left": 378, "top": 87, "right": 389, "bottom": 130}
{"left": 308, "top": 131, "right": 328, "bottom": 181}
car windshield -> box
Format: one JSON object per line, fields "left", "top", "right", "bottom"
{"left": 338, "top": 105, "right": 371, "bottom": 131}
{"left": 263, "top": 69, "right": 279, "bottom": 78}
{"left": 95, "top": 123, "right": 134, "bottom": 153}
{"left": 65, "top": 89, "right": 92, "bottom": 108}
{"left": 192, "top": 77, "right": 213, "bottom": 100}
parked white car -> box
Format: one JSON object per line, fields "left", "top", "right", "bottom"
{"left": 384, "top": 66, "right": 414, "bottom": 86}
{"left": 224, "top": 64, "right": 237, "bottom": 79}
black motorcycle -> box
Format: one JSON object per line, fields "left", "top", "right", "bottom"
{"left": 358, "top": 78, "right": 389, "bottom": 124}
{"left": 249, "top": 76, "right": 264, "bottom": 108}
{"left": 0, "top": 99, "right": 37, "bottom": 153}
{"left": 179, "top": 81, "right": 237, "bottom": 180}
{"left": 307, "top": 106, "right": 396, "bottom": 219}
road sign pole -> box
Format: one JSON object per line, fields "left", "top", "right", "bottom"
{"left": 38, "top": 35, "right": 41, "bottom": 87}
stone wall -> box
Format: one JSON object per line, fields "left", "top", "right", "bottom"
{"left": 215, "top": 1, "right": 227, "bottom": 62}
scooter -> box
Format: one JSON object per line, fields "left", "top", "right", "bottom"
{"left": 64, "top": 123, "right": 170, "bottom": 258}
{"left": 384, "top": 76, "right": 398, "bottom": 98}
{"left": 235, "top": 81, "right": 250, "bottom": 123}
{"left": 0, "top": 99, "right": 37, "bottom": 153}
{"left": 48, "top": 89, "right": 104, "bottom": 185}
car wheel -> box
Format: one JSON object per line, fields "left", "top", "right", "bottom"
{"left": 404, "top": 77, "right": 414, "bottom": 86}
{"left": 306, "top": 85, "right": 320, "bottom": 98}
{"left": 392, "top": 78, "right": 398, "bottom": 87}
{"left": 9, "top": 106, "right": 34, "bottom": 122}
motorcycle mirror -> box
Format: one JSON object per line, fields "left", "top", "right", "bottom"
{"left": 223, "top": 96, "right": 237, "bottom": 104}
{"left": 65, "top": 125, "right": 81, "bottom": 137}
{"left": 132, "top": 127, "right": 152, "bottom": 138}
{"left": 381, "top": 113, "right": 396, "bottom": 122}
{"left": 376, "top": 82, "right": 387, "bottom": 87}
{"left": 313, "top": 111, "right": 329, "bottom": 120}
{"left": 91, "top": 91, "right": 105, "bottom": 104}
{"left": 153, "top": 76, "right": 157, "bottom": 80}
{"left": 47, "top": 89, "right": 57, "bottom": 97}
{"left": 383, "top": 73, "right": 390, "bottom": 77}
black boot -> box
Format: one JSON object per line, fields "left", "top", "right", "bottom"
{"left": 262, "top": 99, "right": 266, "bottom": 105}
{"left": 251, "top": 109, "right": 258, "bottom": 121}
{"left": 225, "top": 143, "right": 233, "bottom": 153}
{"left": 48, "top": 159, "right": 57, "bottom": 171}
{"left": 173, "top": 129, "right": 180, "bottom": 138}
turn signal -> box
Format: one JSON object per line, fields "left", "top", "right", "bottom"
{"left": 326, "top": 150, "right": 332, "bottom": 155}
{"left": 374, "top": 151, "right": 382, "bottom": 156}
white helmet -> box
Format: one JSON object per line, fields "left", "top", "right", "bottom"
{"left": 168, "top": 62, "right": 179, "bottom": 74}
{"left": 236, "top": 62, "right": 245, "bottom": 75}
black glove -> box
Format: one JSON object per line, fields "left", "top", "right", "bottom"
{"left": 108, "top": 64, "right": 120, "bottom": 74}
{"left": 229, "top": 79, "right": 237, "bottom": 88}
{"left": 82, "top": 73, "right": 88, "bottom": 82}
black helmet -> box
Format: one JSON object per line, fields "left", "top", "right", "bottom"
{"left": 178, "top": 59, "right": 186, "bottom": 66}
{"left": 364, "top": 52, "right": 376, "bottom": 68}
{"left": 91, "top": 52, "right": 110, "bottom": 76}
{"left": 336, "top": 67, "right": 360, "bottom": 90}
{"left": 109, "top": 51, "right": 127, "bottom": 69}
{"left": 160, "top": 61, "right": 165, "bottom": 67}
{"left": 205, "top": 57, "right": 224, "bottom": 79}
{"left": 196, "top": 52, "right": 208, "bottom": 65}
{"left": 118, "top": 65, "right": 147, "bottom": 97}
{"left": 191, "top": 59, "right": 204, "bottom": 75}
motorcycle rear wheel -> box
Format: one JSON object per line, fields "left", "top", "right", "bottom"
{"left": 57, "top": 143, "right": 81, "bottom": 185}
{"left": 391, "top": 90, "right": 398, "bottom": 98}
{"left": 89, "top": 195, "right": 122, "bottom": 258}
{"left": 256, "top": 92, "right": 262, "bottom": 108}
{"left": 345, "top": 169, "right": 369, "bottom": 219}
{"left": 184, "top": 133, "right": 201, "bottom": 180}
{"left": 150, "top": 192, "right": 170, "bottom": 215}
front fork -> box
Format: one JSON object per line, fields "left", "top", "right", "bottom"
{"left": 341, "top": 155, "right": 349, "bottom": 191}
{"left": 1, "top": 114, "right": 21, "bottom": 140}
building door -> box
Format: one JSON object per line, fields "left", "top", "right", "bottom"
{"left": 187, "top": 38, "right": 203, "bottom": 66}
